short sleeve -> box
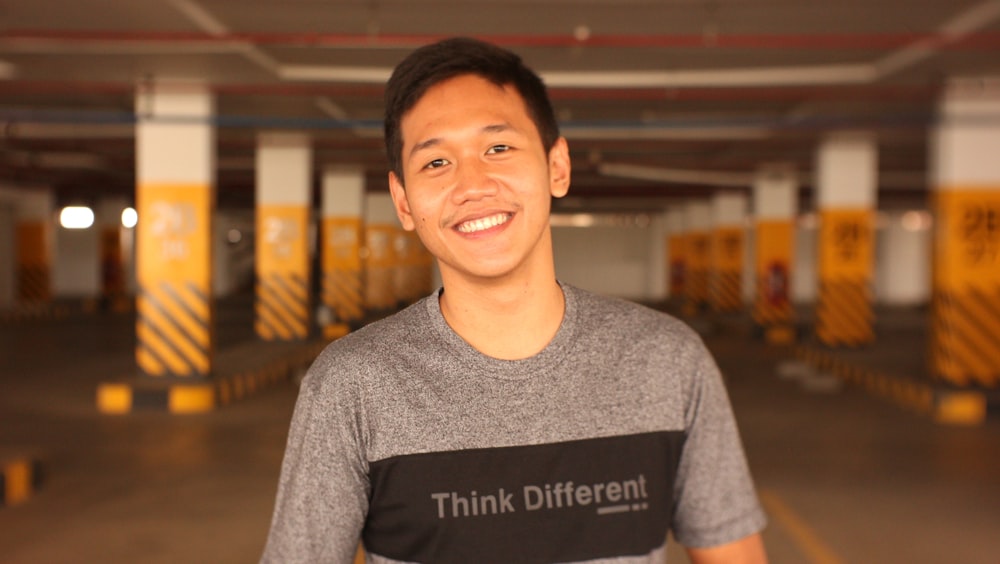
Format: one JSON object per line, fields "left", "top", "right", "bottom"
{"left": 260, "top": 347, "right": 371, "bottom": 563}
{"left": 670, "top": 337, "right": 767, "bottom": 548}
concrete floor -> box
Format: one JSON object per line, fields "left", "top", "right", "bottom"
{"left": 1, "top": 304, "right": 998, "bottom": 563}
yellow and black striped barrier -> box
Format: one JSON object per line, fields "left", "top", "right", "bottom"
{"left": 930, "top": 189, "right": 1000, "bottom": 387}
{"left": 816, "top": 279, "right": 874, "bottom": 346}
{"left": 2, "top": 456, "right": 42, "bottom": 507}
{"left": 136, "top": 282, "right": 212, "bottom": 378}
{"left": 323, "top": 269, "right": 364, "bottom": 325}
{"left": 256, "top": 273, "right": 310, "bottom": 341}
{"left": 793, "top": 346, "right": 986, "bottom": 425}
{"left": 98, "top": 341, "right": 328, "bottom": 415}
{"left": 817, "top": 209, "right": 875, "bottom": 347}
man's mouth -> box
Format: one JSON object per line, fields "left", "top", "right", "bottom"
{"left": 456, "top": 213, "right": 512, "bottom": 234}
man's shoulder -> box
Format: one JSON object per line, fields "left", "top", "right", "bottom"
{"left": 308, "top": 296, "right": 432, "bottom": 374}
{"left": 569, "top": 285, "right": 699, "bottom": 342}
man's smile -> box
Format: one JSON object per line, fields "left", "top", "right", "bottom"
{"left": 455, "top": 212, "right": 513, "bottom": 234}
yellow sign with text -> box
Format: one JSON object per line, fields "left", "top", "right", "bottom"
{"left": 934, "top": 189, "right": 1000, "bottom": 289}
{"left": 258, "top": 205, "right": 309, "bottom": 277}
{"left": 323, "top": 217, "right": 363, "bottom": 271}
{"left": 819, "top": 209, "right": 873, "bottom": 280}
{"left": 137, "top": 183, "right": 212, "bottom": 289}
{"left": 713, "top": 226, "right": 744, "bottom": 273}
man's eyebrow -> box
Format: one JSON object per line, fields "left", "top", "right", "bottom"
{"left": 407, "top": 123, "right": 517, "bottom": 160}
{"left": 409, "top": 137, "right": 441, "bottom": 159}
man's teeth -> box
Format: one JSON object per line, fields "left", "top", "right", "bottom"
{"left": 457, "top": 213, "right": 510, "bottom": 233}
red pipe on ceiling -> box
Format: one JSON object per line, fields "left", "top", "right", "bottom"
{"left": 2, "top": 29, "right": 1000, "bottom": 50}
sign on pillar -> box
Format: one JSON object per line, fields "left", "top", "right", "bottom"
{"left": 255, "top": 132, "right": 312, "bottom": 342}
{"left": 665, "top": 207, "right": 686, "bottom": 304}
{"left": 15, "top": 190, "right": 53, "bottom": 304}
{"left": 930, "top": 78, "right": 1000, "bottom": 387}
{"left": 682, "top": 201, "right": 711, "bottom": 317}
{"left": 815, "top": 132, "right": 877, "bottom": 347}
{"left": 365, "top": 193, "right": 399, "bottom": 315}
{"left": 135, "top": 81, "right": 215, "bottom": 378}
{"left": 321, "top": 167, "right": 365, "bottom": 339}
{"left": 753, "top": 165, "right": 798, "bottom": 344}
{"left": 710, "top": 193, "right": 747, "bottom": 313}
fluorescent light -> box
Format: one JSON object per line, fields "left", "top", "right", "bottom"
{"left": 121, "top": 207, "right": 138, "bottom": 228}
{"left": 60, "top": 206, "right": 95, "bottom": 229}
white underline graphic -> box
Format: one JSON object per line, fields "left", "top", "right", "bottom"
{"left": 596, "top": 504, "right": 631, "bottom": 515}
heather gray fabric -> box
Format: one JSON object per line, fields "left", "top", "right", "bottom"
{"left": 261, "top": 283, "right": 766, "bottom": 563}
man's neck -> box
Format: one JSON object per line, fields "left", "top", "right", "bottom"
{"left": 438, "top": 275, "right": 565, "bottom": 361}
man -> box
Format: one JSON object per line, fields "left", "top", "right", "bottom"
{"left": 262, "top": 37, "right": 767, "bottom": 563}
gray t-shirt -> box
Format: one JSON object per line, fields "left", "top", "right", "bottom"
{"left": 262, "top": 284, "right": 766, "bottom": 563}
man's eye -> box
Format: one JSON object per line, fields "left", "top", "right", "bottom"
{"left": 486, "top": 144, "right": 511, "bottom": 154}
{"left": 425, "top": 158, "right": 449, "bottom": 169}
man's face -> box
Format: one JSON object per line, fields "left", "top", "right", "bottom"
{"left": 388, "top": 74, "right": 570, "bottom": 284}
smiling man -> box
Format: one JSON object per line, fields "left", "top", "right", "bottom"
{"left": 262, "top": 37, "right": 768, "bottom": 564}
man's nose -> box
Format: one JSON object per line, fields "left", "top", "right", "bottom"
{"left": 451, "top": 159, "right": 499, "bottom": 203}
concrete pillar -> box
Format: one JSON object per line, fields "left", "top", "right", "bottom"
{"left": 930, "top": 77, "right": 1000, "bottom": 387}
{"left": 682, "top": 200, "right": 712, "bottom": 317}
{"left": 134, "top": 81, "right": 215, "bottom": 380}
{"left": 393, "top": 230, "right": 430, "bottom": 307}
{"left": 815, "top": 132, "right": 877, "bottom": 347}
{"left": 96, "top": 197, "right": 129, "bottom": 311}
{"left": 710, "top": 192, "right": 747, "bottom": 313}
{"left": 665, "top": 207, "right": 686, "bottom": 302}
{"left": 320, "top": 167, "right": 365, "bottom": 338}
{"left": 753, "top": 165, "right": 799, "bottom": 344}
{"left": 365, "top": 193, "right": 399, "bottom": 314}
{"left": 255, "top": 132, "right": 312, "bottom": 342}
{"left": 16, "top": 189, "right": 54, "bottom": 304}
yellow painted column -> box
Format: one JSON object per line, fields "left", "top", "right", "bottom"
{"left": 815, "top": 132, "right": 877, "bottom": 347}
{"left": 134, "top": 82, "right": 215, "bottom": 379}
{"left": 665, "top": 207, "right": 686, "bottom": 304}
{"left": 682, "top": 201, "right": 711, "bottom": 317}
{"left": 364, "top": 193, "right": 399, "bottom": 315}
{"left": 753, "top": 165, "right": 798, "bottom": 344}
{"left": 255, "top": 132, "right": 312, "bottom": 342}
{"left": 710, "top": 192, "right": 747, "bottom": 313}
{"left": 320, "top": 167, "right": 365, "bottom": 338}
{"left": 930, "top": 78, "right": 1000, "bottom": 387}
{"left": 15, "top": 190, "right": 53, "bottom": 304}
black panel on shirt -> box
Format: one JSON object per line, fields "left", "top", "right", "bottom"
{"left": 363, "top": 431, "right": 685, "bottom": 564}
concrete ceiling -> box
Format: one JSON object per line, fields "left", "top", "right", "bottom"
{"left": 2, "top": 0, "right": 999, "bottom": 212}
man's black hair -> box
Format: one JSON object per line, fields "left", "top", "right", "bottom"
{"left": 383, "top": 37, "right": 560, "bottom": 183}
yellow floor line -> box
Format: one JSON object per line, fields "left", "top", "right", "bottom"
{"left": 759, "top": 489, "right": 845, "bottom": 564}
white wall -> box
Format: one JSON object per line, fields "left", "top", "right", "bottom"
{"left": 875, "top": 211, "right": 932, "bottom": 305}
{"left": 553, "top": 225, "right": 653, "bottom": 300}
{"left": 793, "top": 223, "right": 818, "bottom": 303}
{"left": 53, "top": 225, "right": 100, "bottom": 298}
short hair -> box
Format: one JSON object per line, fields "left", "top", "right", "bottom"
{"left": 383, "top": 37, "right": 560, "bottom": 183}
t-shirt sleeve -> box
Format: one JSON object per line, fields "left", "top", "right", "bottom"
{"left": 260, "top": 348, "right": 370, "bottom": 563}
{"left": 670, "top": 336, "right": 767, "bottom": 548}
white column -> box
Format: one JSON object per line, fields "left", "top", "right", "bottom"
{"left": 321, "top": 166, "right": 366, "bottom": 337}
{"left": 365, "top": 193, "right": 399, "bottom": 312}
{"left": 682, "top": 200, "right": 712, "bottom": 316}
{"left": 752, "top": 164, "right": 798, "bottom": 342}
{"left": 255, "top": 131, "right": 312, "bottom": 341}
{"left": 134, "top": 80, "right": 215, "bottom": 379}
{"left": 710, "top": 192, "right": 748, "bottom": 312}
{"left": 929, "top": 77, "right": 1000, "bottom": 388}
{"left": 815, "top": 131, "right": 877, "bottom": 346}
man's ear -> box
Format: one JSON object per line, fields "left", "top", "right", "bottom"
{"left": 388, "top": 171, "right": 416, "bottom": 231}
{"left": 548, "top": 137, "right": 571, "bottom": 199}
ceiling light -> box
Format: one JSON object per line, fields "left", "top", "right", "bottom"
{"left": 60, "top": 206, "right": 95, "bottom": 229}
